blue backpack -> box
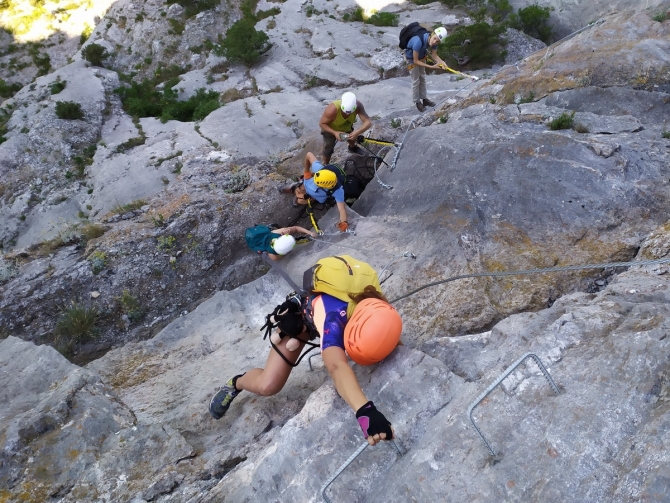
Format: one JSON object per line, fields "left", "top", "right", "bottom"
{"left": 245, "top": 225, "right": 279, "bottom": 254}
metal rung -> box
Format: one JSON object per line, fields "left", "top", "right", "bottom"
{"left": 467, "top": 352, "right": 560, "bottom": 459}
{"left": 321, "top": 439, "right": 402, "bottom": 503}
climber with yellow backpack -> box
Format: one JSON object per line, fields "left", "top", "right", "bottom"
{"left": 209, "top": 255, "right": 403, "bottom": 446}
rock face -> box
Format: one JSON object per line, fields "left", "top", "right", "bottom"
{"left": 507, "top": 0, "right": 669, "bottom": 37}
{"left": 1, "top": 3, "right": 670, "bottom": 503}
{"left": 0, "top": 0, "right": 548, "bottom": 359}
{"left": 4, "top": 231, "right": 670, "bottom": 502}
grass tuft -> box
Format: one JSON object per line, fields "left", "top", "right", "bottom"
{"left": 55, "top": 302, "right": 98, "bottom": 356}
{"left": 549, "top": 111, "right": 575, "bottom": 130}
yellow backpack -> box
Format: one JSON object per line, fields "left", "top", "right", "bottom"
{"left": 302, "top": 255, "right": 381, "bottom": 317}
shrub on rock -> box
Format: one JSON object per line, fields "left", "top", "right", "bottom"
{"left": 54, "top": 302, "right": 98, "bottom": 356}
{"left": 214, "top": 19, "right": 270, "bottom": 66}
{"left": 437, "top": 21, "right": 507, "bottom": 70}
{"left": 508, "top": 4, "right": 553, "bottom": 43}
{"left": 55, "top": 101, "right": 84, "bottom": 120}
{"left": 82, "top": 43, "right": 109, "bottom": 67}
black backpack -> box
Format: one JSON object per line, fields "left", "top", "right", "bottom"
{"left": 398, "top": 22, "right": 429, "bottom": 50}
{"left": 343, "top": 175, "right": 364, "bottom": 200}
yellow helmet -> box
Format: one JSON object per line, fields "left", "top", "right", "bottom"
{"left": 314, "top": 169, "right": 338, "bottom": 189}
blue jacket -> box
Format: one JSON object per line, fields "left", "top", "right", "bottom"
{"left": 305, "top": 160, "right": 345, "bottom": 203}
{"left": 405, "top": 33, "right": 436, "bottom": 61}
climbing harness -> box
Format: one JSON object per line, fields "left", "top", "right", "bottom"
{"left": 321, "top": 440, "right": 403, "bottom": 503}
{"left": 390, "top": 256, "right": 670, "bottom": 304}
{"left": 302, "top": 199, "right": 357, "bottom": 236}
{"left": 286, "top": 198, "right": 332, "bottom": 228}
{"left": 306, "top": 199, "right": 321, "bottom": 234}
{"left": 468, "top": 353, "right": 560, "bottom": 460}
{"left": 260, "top": 297, "right": 321, "bottom": 368}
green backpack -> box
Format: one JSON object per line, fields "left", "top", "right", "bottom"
{"left": 302, "top": 255, "right": 381, "bottom": 317}
{"left": 245, "top": 225, "right": 279, "bottom": 254}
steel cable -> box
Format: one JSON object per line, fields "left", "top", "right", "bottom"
{"left": 390, "top": 257, "right": 670, "bottom": 304}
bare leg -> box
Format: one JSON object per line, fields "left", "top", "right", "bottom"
{"left": 235, "top": 335, "right": 307, "bottom": 396}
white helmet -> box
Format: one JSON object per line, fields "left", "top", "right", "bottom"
{"left": 340, "top": 92, "right": 357, "bottom": 114}
{"left": 273, "top": 234, "right": 296, "bottom": 255}
{"left": 434, "top": 27, "right": 448, "bottom": 41}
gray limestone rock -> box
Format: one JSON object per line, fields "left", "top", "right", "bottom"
{"left": 1, "top": 3, "right": 670, "bottom": 502}
{"left": 507, "top": 0, "right": 669, "bottom": 37}
{"left": 370, "top": 48, "right": 407, "bottom": 80}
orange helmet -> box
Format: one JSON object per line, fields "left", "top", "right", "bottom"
{"left": 344, "top": 299, "right": 402, "bottom": 366}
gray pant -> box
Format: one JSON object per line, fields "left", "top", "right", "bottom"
{"left": 410, "top": 65, "right": 427, "bottom": 103}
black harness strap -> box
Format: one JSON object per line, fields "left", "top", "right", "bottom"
{"left": 269, "top": 338, "right": 320, "bottom": 368}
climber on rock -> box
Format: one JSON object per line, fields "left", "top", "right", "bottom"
{"left": 209, "top": 256, "right": 403, "bottom": 447}
{"left": 319, "top": 92, "right": 372, "bottom": 164}
{"left": 403, "top": 25, "right": 449, "bottom": 112}
{"left": 279, "top": 151, "right": 351, "bottom": 232}
{"left": 244, "top": 224, "right": 317, "bottom": 261}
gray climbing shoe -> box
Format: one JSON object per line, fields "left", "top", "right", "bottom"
{"left": 209, "top": 375, "right": 242, "bottom": 419}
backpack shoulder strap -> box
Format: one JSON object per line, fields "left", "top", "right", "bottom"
{"left": 321, "top": 164, "right": 346, "bottom": 196}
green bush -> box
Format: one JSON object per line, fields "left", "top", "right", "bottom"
{"left": 55, "top": 101, "right": 84, "bottom": 120}
{"left": 437, "top": 21, "right": 507, "bottom": 70}
{"left": 652, "top": 12, "right": 669, "bottom": 22}
{"left": 120, "top": 290, "right": 144, "bottom": 323}
{"left": 438, "top": 0, "right": 468, "bottom": 7}
{"left": 549, "top": 111, "right": 575, "bottom": 130}
{"left": 366, "top": 11, "right": 398, "bottom": 27}
{"left": 157, "top": 235, "right": 176, "bottom": 251}
{"left": 160, "top": 88, "right": 221, "bottom": 122}
{"left": 82, "top": 43, "right": 108, "bottom": 67}
{"left": 154, "top": 63, "right": 189, "bottom": 83}
{"left": 28, "top": 43, "right": 51, "bottom": 76}
{"left": 115, "top": 80, "right": 220, "bottom": 122}
{"left": 344, "top": 7, "right": 397, "bottom": 26}
{"left": 240, "top": 0, "right": 259, "bottom": 19}
{"left": 49, "top": 78, "right": 66, "bottom": 94}
{"left": 87, "top": 250, "right": 107, "bottom": 274}
{"left": 80, "top": 23, "right": 93, "bottom": 45}
{"left": 168, "top": 18, "right": 185, "bottom": 35}
{"left": 509, "top": 3, "right": 553, "bottom": 43}
{"left": 351, "top": 7, "right": 365, "bottom": 22}
{"left": 54, "top": 302, "right": 98, "bottom": 356}
{"left": 0, "top": 108, "right": 8, "bottom": 145}
{"left": 0, "top": 78, "right": 22, "bottom": 98}
{"left": 487, "top": 0, "right": 514, "bottom": 23}
{"left": 214, "top": 18, "right": 270, "bottom": 66}
{"left": 257, "top": 6, "right": 280, "bottom": 20}
{"left": 166, "top": 0, "right": 221, "bottom": 18}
